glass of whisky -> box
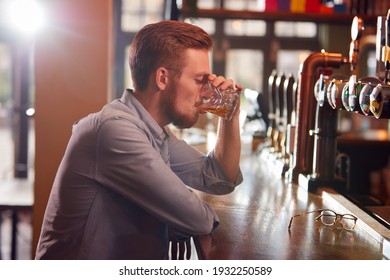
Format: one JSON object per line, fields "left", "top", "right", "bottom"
{"left": 198, "top": 80, "right": 240, "bottom": 121}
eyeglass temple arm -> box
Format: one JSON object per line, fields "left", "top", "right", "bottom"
{"left": 288, "top": 209, "right": 326, "bottom": 230}
{"left": 288, "top": 217, "right": 294, "bottom": 229}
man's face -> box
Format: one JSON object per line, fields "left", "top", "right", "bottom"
{"left": 164, "top": 49, "right": 210, "bottom": 129}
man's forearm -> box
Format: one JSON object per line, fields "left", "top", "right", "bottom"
{"left": 214, "top": 114, "right": 241, "bottom": 183}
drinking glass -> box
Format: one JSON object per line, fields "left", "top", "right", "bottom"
{"left": 198, "top": 80, "right": 240, "bottom": 121}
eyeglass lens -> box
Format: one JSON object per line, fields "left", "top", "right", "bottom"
{"left": 319, "top": 210, "right": 356, "bottom": 230}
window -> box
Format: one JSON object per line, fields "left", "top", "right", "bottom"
{"left": 224, "top": 0, "right": 264, "bottom": 11}
{"left": 196, "top": 0, "right": 216, "bottom": 9}
{"left": 184, "top": 18, "right": 216, "bottom": 34}
{"left": 224, "top": 20, "right": 266, "bottom": 36}
{"left": 0, "top": 43, "right": 11, "bottom": 108}
{"left": 226, "top": 49, "right": 263, "bottom": 92}
{"left": 121, "top": 0, "right": 164, "bottom": 32}
{"left": 277, "top": 50, "right": 311, "bottom": 78}
{"left": 275, "top": 21, "right": 317, "bottom": 38}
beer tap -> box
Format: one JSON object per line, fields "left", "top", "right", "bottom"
{"left": 291, "top": 17, "right": 364, "bottom": 190}
{"left": 286, "top": 78, "right": 298, "bottom": 180}
{"left": 266, "top": 70, "right": 278, "bottom": 151}
{"left": 355, "top": 77, "right": 383, "bottom": 115}
{"left": 360, "top": 10, "right": 390, "bottom": 119}
{"left": 384, "top": 9, "right": 390, "bottom": 84}
{"left": 303, "top": 17, "right": 364, "bottom": 191}
{"left": 274, "top": 73, "right": 286, "bottom": 156}
{"left": 347, "top": 75, "right": 359, "bottom": 111}
{"left": 341, "top": 17, "right": 364, "bottom": 113}
{"left": 359, "top": 82, "right": 374, "bottom": 115}
{"left": 309, "top": 73, "right": 347, "bottom": 187}
{"left": 290, "top": 50, "right": 348, "bottom": 184}
{"left": 369, "top": 84, "right": 390, "bottom": 118}
{"left": 314, "top": 74, "right": 329, "bottom": 107}
{"left": 284, "top": 74, "right": 296, "bottom": 163}
{"left": 349, "top": 17, "right": 364, "bottom": 72}
{"left": 328, "top": 78, "right": 348, "bottom": 110}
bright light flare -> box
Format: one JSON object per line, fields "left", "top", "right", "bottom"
{"left": 26, "top": 108, "right": 35, "bottom": 117}
{"left": 5, "top": 0, "right": 46, "bottom": 34}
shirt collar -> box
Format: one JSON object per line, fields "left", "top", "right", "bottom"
{"left": 120, "top": 89, "right": 169, "bottom": 143}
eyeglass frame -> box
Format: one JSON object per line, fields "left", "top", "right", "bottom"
{"left": 288, "top": 208, "right": 358, "bottom": 231}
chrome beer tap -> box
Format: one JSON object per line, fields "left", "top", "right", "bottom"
{"left": 290, "top": 50, "right": 348, "bottom": 185}
{"left": 291, "top": 17, "right": 364, "bottom": 191}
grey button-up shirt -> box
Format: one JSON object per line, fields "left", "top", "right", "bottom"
{"left": 35, "top": 89, "right": 243, "bottom": 260}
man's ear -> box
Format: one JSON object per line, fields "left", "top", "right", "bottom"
{"left": 155, "top": 67, "right": 169, "bottom": 91}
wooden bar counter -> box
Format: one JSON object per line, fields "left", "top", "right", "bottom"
{"left": 194, "top": 154, "right": 388, "bottom": 260}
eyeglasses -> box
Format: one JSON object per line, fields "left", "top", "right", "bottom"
{"left": 288, "top": 209, "right": 358, "bottom": 231}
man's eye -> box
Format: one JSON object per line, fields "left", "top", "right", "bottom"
{"left": 195, "top": 79, "right": 204, "bottom": 84}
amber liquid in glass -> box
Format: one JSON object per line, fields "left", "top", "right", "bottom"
{"left": 203, "top": 106, "right": 230, "bottom": 119}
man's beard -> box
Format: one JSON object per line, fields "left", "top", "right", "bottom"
{"left": 164, "top": 83, "right": 199, "bottom": 129}
{"left": 169, "top": 97, "right": 199, "bottom": 129}
{"left": 171, "top": 108, "right": 199, "bottom": 129}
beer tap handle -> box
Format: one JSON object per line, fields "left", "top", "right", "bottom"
{"left": 349, "top": 16, "right": 364, "bottom": 72}
{"left": 284, "top": 74, "right": 295, "bottom": 125}
{"left": 384, "top": 10, "right": 390, "bottom": 84}
{"left": 370, "top": 84, "right": 383, "bottom": 118}
{"left": 266, "top": 70, "right": 278, "bottom": 148}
